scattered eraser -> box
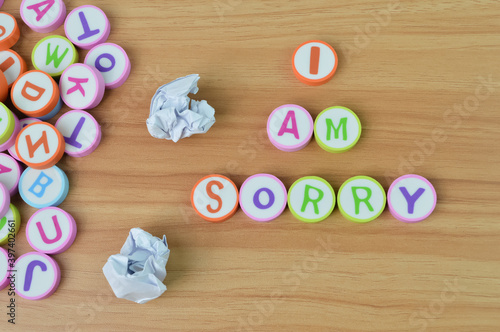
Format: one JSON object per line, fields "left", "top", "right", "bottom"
{"left": 11, "top": 70, "right": 62, "bottom": 119}
{"left": 0, "top": 247, "right": 9, "bottom": 290}
{"left": 338, "top": 176, "right": 386, "bottom": 223}
{"left": 19, "top": 165, "right": 69, "bottom": 209}
{"left": 388, "top": 174, "right": 437, "bottom": 223}
{"left": 8, "top": 118, "right": 40, "bottom": 160}
{"left": 239, "top": 174, "right": 287, "bottom": 222}
{"left": 191, "top": 174, "right": 239, "bottom": 222}
{"left": 0, "top": 12, "right": 20, "bottom": 51}
{"left": 60, "top": 63, "right": 105, "bottom": 110}
{"left": 0, "top": 71, "right": 7, "bottom": 102}
{"left": 0, "top": 153, "right": 22, "bottom": 196}
{"left": 64, "top": 5, "right": 110, "bottom": 50}
{"left": 15, "top": 122, "right": 65, "bottom": 169}
{"left": 0, "top": 203, "right": 21, "bottom": 245}
{"left": 267, "top": 104, "right": 313, "bottom": 152}
{"left": 0, "top": 49, "right": 27, "bottom": 87}
{"left": 0, "top": 103, "right": 17, "bottom": 147}
{"left": 15, "top": 252, "right": 61, "bottom": 300}
{"left": 288, "top": 176, "right": 335, "bottom": 223}
{"left": 20, "top": 0, "right": 66, "bottom": 33}
{"left": 0, "top": 182, "right": 10, "bottom": 227}
{"left": 85, "top": 43, "right": 131, "bottom": 89}
{"left": 26, "top": 207, "right": 77, "bottom": 254}
{"left": 32, "top": 35, "right": 78, "bottom": 77}
{"left": 314, "top": 106, "right": 362, "bottom": 153}
{"left": 292, "top": 40, "right": 338, "bottom": 86}
{"left": 55, "top": 110, "right": 101, "bottom": 157}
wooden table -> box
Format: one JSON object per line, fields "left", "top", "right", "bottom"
{"left": 2, "top": 0, "right": 500, "bottom": 331}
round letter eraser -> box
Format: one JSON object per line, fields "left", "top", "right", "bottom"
{"left": 60, "top": 63, "right": 105, "bottom": 110}
{"left": 292, "top": 40, "right": 338, "bottom": 86}
{"left": 288, "top": 176, "right": 335, "bottom": 223}
{"left": 314, "top": 106, "right": 362, "bottom": 153}
{"left": 64, "top": 5, "right": 110, "bottom": 50}
{"left": 0, "top": 12, "right": 20, "bottom": 51}
{"left": 0, "top": 247, "right": 9, "bottom": 290}
{"left": 0, "top": 49, "right": 27, "bottom": 87}
{"left": 0, "top": 153, "right": 22, "bottom": 196}
{"left": 19, "top": 165, "right": 69, "bottom": 209}
{"left": 11, "top": 70, "right": 61, "bottom": 119}
{"left": 0, "top": 71, "right": 8, "bottom": 102}
{"left": 15, "top": 122, "right": 65, "bottom": 169}
{"left": 55, "top": 110, "right": 102, "bottom": 157}
{"left": 0, "top": 103, "right": 16, "bottom": 147}
{"left": 26, "top": 207, "right": 77, "bottom": 254}
{"left": 21, "top": 0, "right": 66, "bottom": 33}
{"left": 338, "top": 176, "right": 386, "bottom": 223}
{"left": 239, "top": 174, "right": 287, "bottom": 222}
{"left": 388, "top": 174, "right": 437, "bottom": 223}
{"left": 0, "top": 204, "right": 21, "bottom": 245}
{"left": 32, "top": 35, "right": 78, "bottom": 78}
{"left": 9, "top": 118, "right": 41, "bottom": 160}
{"left": 267, "top": 104, "right": 313, "bottom": 152}
{"left": 15, "top": 252, "right": 61, "bottom": 300}
{"left": 191, "top": 174, "right": 239, "bottom": 222}
{"left": 85, "top": 43, "right": 131, "bottom": 89}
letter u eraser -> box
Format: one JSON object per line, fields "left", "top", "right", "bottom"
{"left": 15, "top": 122, "right": 65, "bottom": 170}
{"left": 0, "top": 49, "right": 27, "bottom": 87}
{"left": 60, "top": 63, "right": 105, "bottom": 110}
{"left": 64, "top": 5, "right": 110, "bottom": 50}
{"left": 191, "top": 174, "right": 239, "bottom": 222}
{"left": 288, "top": 176, "right": 335, "bottom": 223}
{"left": 338, "top": 176, "right": 386, "bottom": 223}
{"left": 11, "top": 70, "right": 62, "bottom": 120}
{"left": 388, "top": 174, "right": 437, "bottom": 223}
{"left": 267, "top": 104, "right": 313, "bottom": 152}
{"left": 0, "top": 12, "right": 20, "bottom": 51}
{"left": 21, "top": 0, "right": 66, "bottom": 33}
{"left": 26, "top": 207, "right": 77, "bottom": 254}
{"left": 292, "top": 40, "right": 338, "bottom": 86}
{"left": 15, "top": 252, "right": 61, "bottom": 300}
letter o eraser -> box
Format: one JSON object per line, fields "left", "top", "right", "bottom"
{"left": 0, "top": 153, "right": 22, "bottom": 196}
{"left": 26, "top": 207, "right": 77, "bottom": 254}
{"left": 15, "top": 122, "right": 65, "bottom": 170}
{"left": 85, "top": 43, "right": 131, "bottom": 89}
{"left": 239, "top": 174, "right": 287, "bottom": 222}
{"left": 15, "top": 252, "right": 61, "bottom": 300}
{"left": 0, "top": 203, "right": 21, "bottom": 245}
{"left": 11, "top": 70, "right": 62, "bottom": 120}
{"left": 0, "top": 247, "right": 9, "bottom": 290}
{"left": 0, "top": 12, "right": 20, "bottom": 51}
{"left": 0, "top": 71, "right": 7, "bottom": 103}
{"left": 314, "top": 106, "right": 362, "bottom": 153}
{"left": 32, "top": 35, "right": 78, "bottom": 78}
{"left": 60, "top": 63, "right": 105, "bottom": 110}
{"left": 21, "top": 0, "right": 66, "bottom": 33}
{"left": 191, "top": 174, "right": 239, "bottom": 222}
{"left": 0, "top": 49, "right": 27, "bottom": 87}
{"left": 8, "top": 118, "right": 40, "bottom": 161}
{"left": 388, "top": 174, "right": 437, "bottom": 223}
{"left": 64, "top": 5, "right": 110, "bottom": 50}
{"left": 338, "top": 176, "right": 386, "bottom": 223}
{"left": 19, "top": 165, "right": 69, "bottom": 209}
{"left": 267, "top": 104, "right": 313, "bottom": 152}
{"left": 55, "top": 110, "right": 101, "bottom": 157}
{"left": 288, "top": 176, "right": 335, "bottom": 223}
{"left": 292, "top": 40, "right": 338, "bottom": 86}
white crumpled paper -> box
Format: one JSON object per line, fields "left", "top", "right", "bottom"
{"left": 146, "top": 74, "right": 215, "bottom": 142}
{"left": 102, "top": 228, "right": 170, "bottom": 304}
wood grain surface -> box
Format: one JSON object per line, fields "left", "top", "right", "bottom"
{"left": 2, "top": 0, "right": 500, "bottom": 331}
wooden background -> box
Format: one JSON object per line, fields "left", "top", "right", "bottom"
{"left": 2, "top": 0, "right": 500, "bottom": 331}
